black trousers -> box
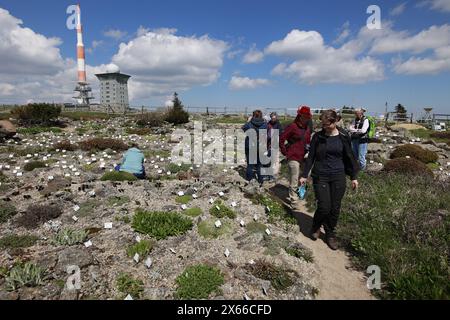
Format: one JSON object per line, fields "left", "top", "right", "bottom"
{"left": 312, "top": 173, "right": 347, "bottom": 236}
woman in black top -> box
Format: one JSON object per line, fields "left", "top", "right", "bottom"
{"left": 300, "top": 110, "right": 360, "bottom": 250}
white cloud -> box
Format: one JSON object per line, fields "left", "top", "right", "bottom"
{"left": 112, "top": 30, "right": 228, "bottom": 101}
{"left": 0, "top": 8, "right": 64, "bottom": 76}
{"left": 265, "top": 29, "right": 325, "bottom": 59}
{"left": 390, "top": 2, "right": 407, "bottom": 16}
{"left": 0, "top": 8, "right": 86, "bottom": 104}
{"left": 0, "top": 9, "right": 229, "bottom": 105}
{"left": 370, "top": 24, "right": 450, "bottom": 54}
{"left": 266, "top": 29, "right": 384, "bottom": 84}
{"left": 103, "top": 29, "right": 127, "bottom": 40}
{"left": 394, "top": 45, "right": 450, "bottom": 74}
{"left": 426, "top": 0, "right": 450, "bottom": 12}
{"left": 334, "top": 21, "right": 351, "bottom": 45}
{"left": 229, "top": 76, "right": 271, "bottom": 90}
{"left": 242, "top": 45, "right": 264, "bottom": 64}
{"left": 227, "top": 49, "right": 243, "bottom": 59}
{"left": 137, "top": 26, "right": 177, "bottom": 37}
{"left": 86, "top": 40, "right": 104, "bottom": 54}
{"left": 92, "top": 40, "right": 104, "bottom": 49}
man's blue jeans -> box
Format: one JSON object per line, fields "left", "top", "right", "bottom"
{"left": 246, "top": 163, "right": 264, "bottom": 184}
{"left": 352, "top": 140, "right": 368, "bottom": 170}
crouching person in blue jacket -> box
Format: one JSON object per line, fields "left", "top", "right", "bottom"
{"left": 115, "top": 143, "right": 146, "bottom": 179}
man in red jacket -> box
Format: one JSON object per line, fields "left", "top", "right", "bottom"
{"left": 280, "top": 106, "right": 312, "bottom": 210}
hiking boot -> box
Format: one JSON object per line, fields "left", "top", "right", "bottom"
{"left": 326, "top": 236, "right": 339, "bottom": 251}
{"left": 310, "top": 228, "right": 321, "bottom": 241}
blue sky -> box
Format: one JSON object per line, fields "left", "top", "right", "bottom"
{"left": 0, "top": 0, "right": 449, "bottom": 115}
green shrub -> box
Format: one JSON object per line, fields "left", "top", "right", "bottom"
{"left": 0, "top": 201, "right": 17, "bottom": 223}
{"left": 198, "top": 218, "right": 233, "bottom": 239}
{"left": 126, "top": 239, "right": 154, "bottom": 258}
{"left": 76, "top": 127, "right": 88, "bottom": 135}
{"left": 166, "top": 163, "right": 191, "bottom": 174}
{"left": 6, "top": 262, "right": 45, "bottom": 291}
{"left": 0, "top": 234, "right": 39, "bottom": 249}
{"left": 78, "top": 138, "right": 128, "bottom": 152}
{"left": 285, "top": 243, "right": 314, "bottom": 263}
{"left": 132, "top": 211, "right": 193, "bottom": 240}
{"left": 262, "top": 235, "right": 290, "bottom": 256}
{"left": 306, "top": 172, "right": 450, "bottom": 299}
{"left": 51, "top": 228, "right": 87, "bottom": 246}
{"left": 107, "top": 196, "right": 131, "bottom": 206}
{"left": 10, "top": 146, "right": 46, "bottom": 157}
{"left": 254, "top": 194, "right": 296, "bottom": 225}
{"left": 126, "top": 127, "right": 153, "bottom": 135}
{"left": 245, "top": 259, "right": 296, "bottom": 291}
{"left": 176, "top": 195, "right": 192, "bottom": 204}
{"left": 184, "top": 207, "right": 203, "bottom": 217}
{"left": 101, "top": 171, "right": 138, "bottom": 182}
{"left": 11, "top": 103, "right": 61, "bottom": 125}
{"left": 54, "top": 140, "right": 78, "bottom": 151}
{"left": 24, "top": 161, "right": 46, "bottom": 172}
{"left": 144, "top": 149, "right": 171, "bottom": 159}
{"left": 15, "top": 204, "right": 62, "bottom": 229}
{"left": 62, "top": 111, "right": 115, "bottom": 121}
{"left": 0, "top": 171, "right": 8, "bottom": 183}
{"left": 383, "top": 158, "right": 433, "bottom": 177}
{"left": 246, "top": 222, "right": 268, "bottom": 234}
{"left": 136, "top": 112, "right": 167, "bottom": 128}
{"left": 17, "top": 127, "right": 62, "bottom": 135}
{"left": 166, "top": 93, "right": 189, "bottom": 125}
{"left": 430, "top": 131, "right": 450, "bottom": 140}
{"left": 209, "top": 201, "right": 236, "bottom": 219}
{"left": 175, "top": 264, "right": 224, "bottom": 299}
{"left": 77, "top": 200, "right": 100, "bottom": 217}
{"left": 116, "top": 273, "right": 144, "bottom": 299}
{"left": 390, "top": 144, "right": 438, "bottom": 164}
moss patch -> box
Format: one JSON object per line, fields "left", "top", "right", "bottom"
{"left": 0, "top": 201, "right": 17, "bottom": 224}
{"left": 24, "top": 161, "right": 47, "bottom": 172}
{"left": 101, "top": 171, "right": 138, "bottom": 182}
{"left": 184, "top": 207, "right": 203, "bottom": 217}
{"left": 246, "top": 222, "right": 268, "bottom": 234}
{"left": 116, "top": 273, "right": 144, "bottom": 299}
{"left": 254, "top": 194, "right": 296, "bottom": 225}
{"left": 126, "top": 239, "right": 154, "bottom": 258}
{"left": 285, "top": 243, "right": 314, "bottom": 263}
{"left": 175, "top": 264, "right": 224, "bottom": 299}
{"left": 209, "top": 201, "right": 236, "bottom": 219}
{"left": 176, "top": 195, "right": 193, "bottom": 204}
{"left": 245, "top": 259, "right": 296, "bottom": 291}
{"left": 0, "top": 234, "right": 39, "bottom": 249}
{"left": 198, "top": 218, "right": 233, "bottom": 239}
{"left": 132, "top": 211, "right": 193, "bottom": 240}
{"left": 108, "top": 196, "right": 130, "bottom": 207}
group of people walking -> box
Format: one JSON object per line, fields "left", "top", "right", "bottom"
{"left": 115, "top": 107, "right": 371, "bottom": 251}
{"left": 243, "top": 106, "right": 372, "bottom": 250}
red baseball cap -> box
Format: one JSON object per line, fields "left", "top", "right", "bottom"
{"left": 297, "top": 106, "right": 312, "bottom": 119}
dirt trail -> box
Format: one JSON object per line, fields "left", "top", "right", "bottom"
{"left": 269, "top": 183, "right": 375, "bottom": 300}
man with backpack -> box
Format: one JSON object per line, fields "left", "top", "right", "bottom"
{"left": 349, "top": 108, "right": 374, "bottom": 170}
{"left": 280, "top": 106, "right": 312, "bottom": 210}
{"left": 242, "top": 110, "right": 268, "bottom": 184}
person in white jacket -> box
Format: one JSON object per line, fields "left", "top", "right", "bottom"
{"left": 348, "top": 109, "right": 369, "bottom": 170}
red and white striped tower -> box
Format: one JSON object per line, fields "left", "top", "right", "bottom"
{"left": 73, "top": 4, "right": 93, "bottom": 106}
{"left": 76, "top": 4, "right": 86, "bottom": 83}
